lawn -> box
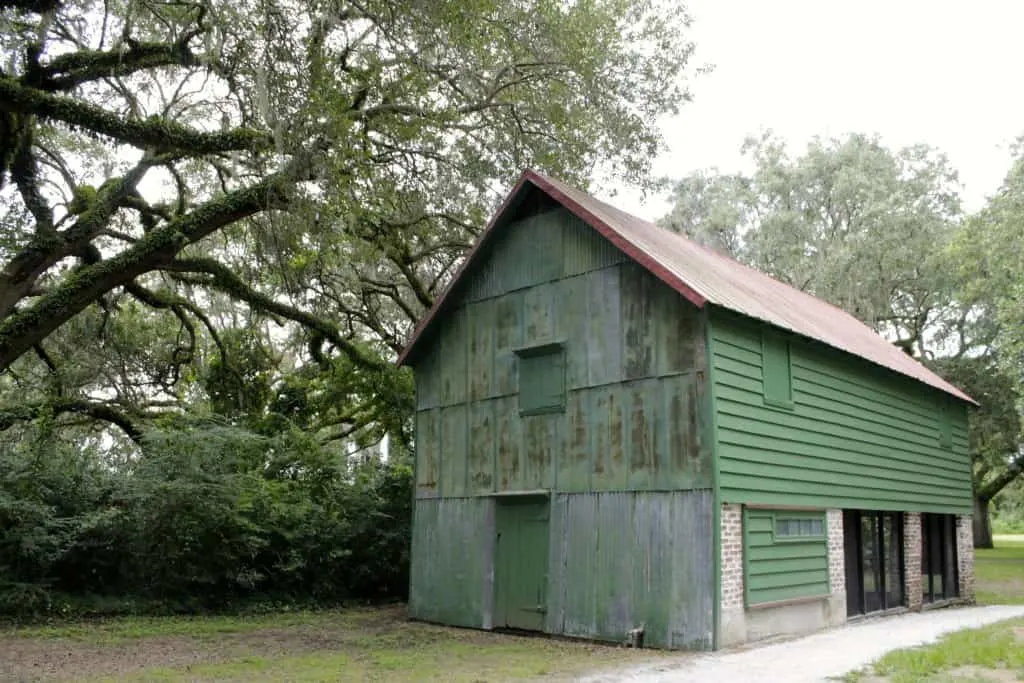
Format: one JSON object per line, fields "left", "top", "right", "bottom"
{"left": 842, "top": 536, "right": 1024, "bottom": 682}
{"left": 0, "top": 605, "right": 670, "bottom": 682}
{"left": 975, "top": 535, "right": 1024, "bottom": 606}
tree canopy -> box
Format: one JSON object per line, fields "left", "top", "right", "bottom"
{"left": 0, "top": 0, "right": 700, "bottom": 448}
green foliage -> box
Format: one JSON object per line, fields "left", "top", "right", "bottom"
{"left": 660, "top": 132, "right": 961, "bottom": 352}
{"left": 0, "top": 423, "right": 412, "bottom": 619}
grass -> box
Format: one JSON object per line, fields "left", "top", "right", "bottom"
{"left": 3, "top": 608, "right": 343, "bottom": 644}
{"left": 975, "top": 535, "right": 1024, "bottom": 606}
{"left": 842, "top": 617, "right": 1024, "bottom": 683}
{"left": 842, "top": 536, "right": 1024, "bottom": 682}
{"left": 0, "top": 605, "right": 667, "bottom": 682}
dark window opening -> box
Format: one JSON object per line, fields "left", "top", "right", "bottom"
{"left": 516, "top": 343, "right": 566, "bottom": 415}
{"left": 844, "top": 510, "right": 904, "bottom": 616}
{"left": 922, "top": 513, "right": 959, "bottom": 603}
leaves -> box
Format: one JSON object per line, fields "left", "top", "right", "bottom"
{"left": 0, "top": 0, "right": 699, "bottom": 453}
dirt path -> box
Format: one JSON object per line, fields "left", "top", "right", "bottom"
{"left": 576, "top": 605, "right": 1024, "bottom": 683}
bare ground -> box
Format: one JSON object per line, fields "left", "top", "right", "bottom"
{"left": 1, "top": 620, "right": 374, "bottom": 681}
{"left": 0, "top": 606, "right": 658, "bottom": 683}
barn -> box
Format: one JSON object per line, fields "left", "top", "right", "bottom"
{"left": 396, "top": 170, "right": 977, "bottom": 650}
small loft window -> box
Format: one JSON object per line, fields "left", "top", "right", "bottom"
{"left": 762, "top": 331, "right": 793, "bottom": 407}
{"left": 516, "top": 342, "right": 566, "bottom": 415}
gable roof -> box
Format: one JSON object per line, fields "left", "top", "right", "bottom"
{"left": 397, "top": 170, "right": 975, "bottom": 406}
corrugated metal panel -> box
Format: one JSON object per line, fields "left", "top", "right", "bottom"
{"left": 548, "top": 490, "right": 714, "bottom": 650}
{"left": 408, "top": 497, "right": 495, "bottom": 628}
{"left": 398, "top": 172, "right": 974, "bottom": 407}
{"left": 563, "top": 210, "right": 628, "bottom": 275}
{"left": 712, "top": 314, "right": 973, "bottom": 513}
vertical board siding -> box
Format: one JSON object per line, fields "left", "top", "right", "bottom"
{"left": 408, "top": 497, "right": 494, "bottom": 628}
{"left": 548, "top": 490, "right": 714, "bottom": 649}
{"left": 412, "top": 205, "right": 713, "bottom": 499}
{"left": 743, "top": 508, "right": 829, "bottom": 605}
{"left": 711, "top": 312, "right": 973, "bottom": 513}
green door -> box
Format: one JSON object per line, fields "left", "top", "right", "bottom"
{"left": 494, "top": 497, "right": 550, "bottom": 631}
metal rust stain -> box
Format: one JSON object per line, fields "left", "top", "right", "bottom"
{"left": 469, "top": 401, "right": 495, "bottom": 493}
{"left": 414, "top": 408, "right": 440, "bottom": 497}
{"left": 468, "top": 302, "right": 494, "bottom": 401}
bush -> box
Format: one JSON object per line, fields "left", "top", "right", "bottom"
{"left": 0, "top": 422, "right": 412, "bottom": 619}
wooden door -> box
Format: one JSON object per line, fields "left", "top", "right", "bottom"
{"left": 494, "top": 498, "right": 550, "bottom": 631}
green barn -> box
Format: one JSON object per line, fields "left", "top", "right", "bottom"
{"left": 396, "top": 170, "right": 977, "bottom": 650}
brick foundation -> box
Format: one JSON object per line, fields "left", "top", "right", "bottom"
{"left": 957, "top": 514, "right": 975, "bottom": 602}
{"left": 827, "top": 509, "right": 845, "bottom": 611}
{"left": 720, "top": 504, "right": 744, "bottom": 610}
{"left": 904, "top": 512, "right": 922, "bottom": 610}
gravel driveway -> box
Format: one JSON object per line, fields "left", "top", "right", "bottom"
{"left": 577, "top": 605, "right": 1024, "bottom": 683}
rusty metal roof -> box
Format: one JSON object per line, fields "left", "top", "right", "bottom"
{"left": 398, "top": 170, "right": 975, "bottom": 405}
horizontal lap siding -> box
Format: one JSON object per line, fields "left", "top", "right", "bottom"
{"left": 744, "top": 509, "right": 829, "bottom": 605}
{"left": 711, "top": 313, "right": 972, "bottom": 514}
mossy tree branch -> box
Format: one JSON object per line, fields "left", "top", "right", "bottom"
{"left": 0, "top": 161, "right": 302, "bottom": 371}
{"left": 164, "top": 257, "right": 386, "bottom": 372}
{"left": 0, "top": 76, "right": 271, "bottom": 153}
{"left": 39, "top": 42, "right": 200, "bottom": 91}
{"left": 0, "top": 398, "right": 146, "bottom": 444}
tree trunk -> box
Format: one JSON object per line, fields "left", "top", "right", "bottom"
{"left": 974, "top": 495, "right": 994, "bottom": 549}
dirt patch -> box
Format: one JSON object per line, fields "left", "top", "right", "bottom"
{"left": 1014, "top": 626, "right": 1024, "bottom": 643}
{"left": 0, "top": 624, "right": 351, "bottom": 682}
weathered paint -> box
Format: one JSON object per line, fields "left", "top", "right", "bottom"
{"left": 710, "top": 309, "right": 973, "bottom": 514}
{"left": 409, "top": 490, "right": 714, "bottom": 649}
{"left": 546, "top": 490, "right": 714, "bottom": 649}
{"left": 743, "top": 508, "right": 829, "bottom": 606}
{"left": 411, "top": 205, "right": 711, "bottom": 498}
{"left": 408, "top": 497, "right": 495, "bottom": 628}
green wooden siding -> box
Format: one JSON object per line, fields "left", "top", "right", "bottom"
{"left": 412, "top": 205, "right": 711, "bottom": 496}
{"left": 743, "top": 508, "right": 829, "bottom": 606}
{"left": 710, "top": 310, "right": 973, "bottom": 514}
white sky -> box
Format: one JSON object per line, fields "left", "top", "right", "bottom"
{"left": 605, "top": 0, "right": 1024, "bottom": 221}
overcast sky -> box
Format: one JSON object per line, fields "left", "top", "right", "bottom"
{"left": 606, "top": 0, "right": 1024, "bottom": 222}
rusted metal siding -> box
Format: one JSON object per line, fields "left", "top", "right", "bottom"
{"left": 547, "top": 490, "right": 714, "bottom": 649}
{"left": 410, "top": 206, "right": 711, "bottom": 498}
{"left": 408, "top": 497, "right": 495, "bottom": 628}
{"left": 407, "top": 204, "right": 715, "bottom": 649}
